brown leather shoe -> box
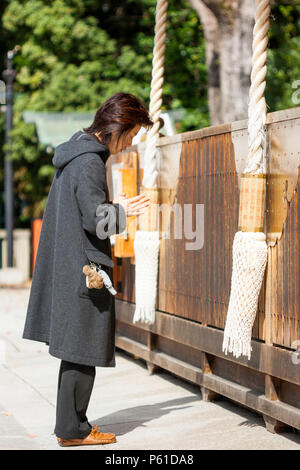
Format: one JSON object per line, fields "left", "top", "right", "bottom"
{"left": 57, "top": 425, "right": 116, "bottom": 447}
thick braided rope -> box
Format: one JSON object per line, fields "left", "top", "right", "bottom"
{"left": 244, "top": 0, "right": 270, "bottom": 174}
{"left": 133, "top": 1, "right": 168, "bottom": 325}
{"left": 142, "top": 0, "right": 168, "bottom": 188}
{"left": 222, "top": 0, "right": 270, "bottom": 359}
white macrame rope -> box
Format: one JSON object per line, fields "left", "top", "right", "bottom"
{"left": 133, "top": 231, "right": 160, "bottom": 324}
{"left": 222, "top": 232, "right": 268, "bottom": 359}
{"left": 142, "top": 0, "right": 168, "bottom": 188}
{"left": 244, "top": 0, "right": 270, "bottom": 175}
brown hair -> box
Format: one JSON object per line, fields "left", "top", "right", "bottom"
{"left": 83, "top": 92, "right": 153, "bottom": 145}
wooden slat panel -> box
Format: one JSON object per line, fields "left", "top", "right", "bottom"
{"left": 110, "top": 114, "right": 300, "bottom": 349}
{"left": 269, "top": 177, "right": 300, "bottom": 348}
{"left": 155, "top": 132, "right": 240, "bottom": 331}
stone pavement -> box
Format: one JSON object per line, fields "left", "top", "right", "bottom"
{"left": 0, "top": 287, "right": 299, "bottom": 450}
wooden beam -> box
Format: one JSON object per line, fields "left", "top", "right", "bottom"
{"left": 115, "top": 334, "right": 300, "bottom": 430}
{"left": 200, "top": 352, "right": 218, "bottom": 402}
{"left": 115, "top": 299, "right": 300, "bottom": 386}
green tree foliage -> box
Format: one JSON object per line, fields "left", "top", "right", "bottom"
{"left": 266, "top": 1, "right": 300, "bottom": 112}
{"left": 2, "top": 0, "right": 154, "bottom": 219}
{"left": 0, "top": 0, "right": 299, "bottom": 224}
{"left": 0, "top": 0, "right": 207, "bottom": 222}
{"left": 0, "top": 0, "right": 9, "bottom": 227}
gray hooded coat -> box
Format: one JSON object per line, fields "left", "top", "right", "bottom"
{"left": 22, "top": 130, "right": 127, "bottom": 367}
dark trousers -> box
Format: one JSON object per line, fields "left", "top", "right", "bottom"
{"left": 54, "top": 360, "right": 96, "bottom": 439}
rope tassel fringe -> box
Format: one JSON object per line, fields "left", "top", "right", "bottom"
{"left": 133, "top": 230, "right": 160, "bottom": 325}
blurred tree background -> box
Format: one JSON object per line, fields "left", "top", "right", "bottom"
{"left": 266, "top": 1, "right": 300, "bottom": 111}
{"left": 0, "top": 0, "right": 299, "bottom": 226}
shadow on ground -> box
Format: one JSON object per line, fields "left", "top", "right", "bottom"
{"left": 92, "top": 349, "right": 300, "bottom": 445}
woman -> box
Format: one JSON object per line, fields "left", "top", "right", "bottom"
{"left": 22, "top": 92, "right": 153, "bottom": 447}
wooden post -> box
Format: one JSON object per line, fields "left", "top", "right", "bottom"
{"left": 264, "top": 240, "right": 289, "bottom": 433}
{"left": 138, "top": 186, "right": 160, "bottom": 232}
{"left": 146, "top": 332, "right": 159, "bottom": 375}
{"left": 115, "top": 152, "right": 140, "bottom": 258}
{"left": 263, "top": 374, "right": 288, "bottom": 433}
{"left": 200, "top": 351, "right": 218, "bottom": 402}
{"left": 238, "top": 174, "right": 266, "bottom": 232}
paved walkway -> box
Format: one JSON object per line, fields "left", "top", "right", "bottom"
{"left": 0, "top": 287, "right": 299, "bottom": 450}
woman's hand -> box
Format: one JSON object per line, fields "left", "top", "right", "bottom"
{"left": 113, "top": 193, "right": 151, "bottom": 217}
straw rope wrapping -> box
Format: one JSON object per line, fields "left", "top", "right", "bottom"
{"left": 133, "top": 0, "right": 168, "bottom": 325}
{"left": 222, "top": 0, "right": 270, "bottom": 360}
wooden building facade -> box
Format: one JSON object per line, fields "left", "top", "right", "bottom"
{"left": 107, "top": 106, "right": 300, "bottom": 433}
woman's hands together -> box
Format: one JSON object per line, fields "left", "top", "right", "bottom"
{"left": 113, "top": 192, "right": 151, "bottom": 217}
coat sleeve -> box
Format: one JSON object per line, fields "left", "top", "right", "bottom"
{"left": 75, "top": 158, "right": 127, "bottom": 239}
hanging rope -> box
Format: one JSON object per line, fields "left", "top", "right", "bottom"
{"left": 222, "top": 0, "right": 270, "bottom": 360}
{"left": 244, "top": 0, "right": 270, "bottom": 175}
{"left": 133, "top": 0, "right": 168, "bottom": 325}
{"left": 142, "top": 0, "right": 168, "bottom": 188}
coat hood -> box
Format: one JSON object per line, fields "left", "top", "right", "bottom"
{"left": 52, "top": 130, "right": 111, "bottom": 169}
